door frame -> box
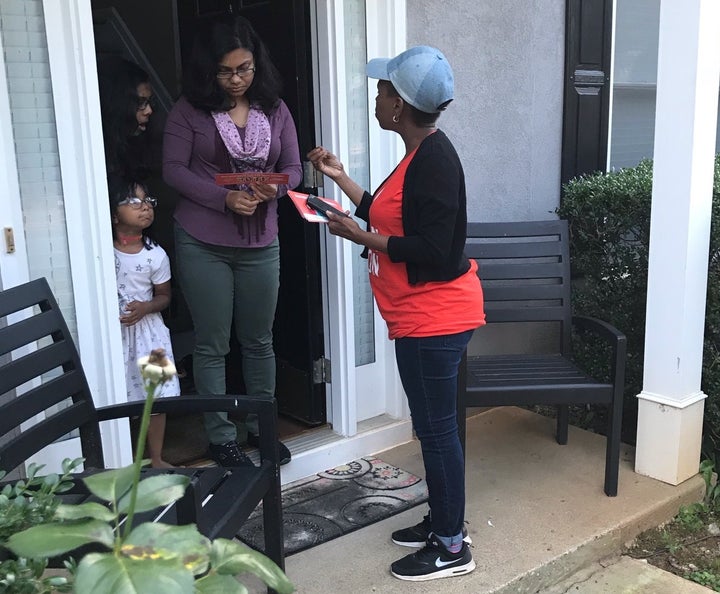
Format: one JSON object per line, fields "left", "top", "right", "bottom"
{"left": 0, "top": 0, "right": 132, "bottom": 471}
{"left": 313, "top": 0, "right": 409, "bottom": 438}
{"left": 45, "top": 1, "right": 131, "bottom": 468}
{"left": 0, "top": 22, "right": 27, "bottom": 293}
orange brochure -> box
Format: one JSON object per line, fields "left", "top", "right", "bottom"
{"left": 287, "top": 190, "right": 348, "bottom": 223}
{"left": 215, "top": 172, "right": 290, "bottom": 186}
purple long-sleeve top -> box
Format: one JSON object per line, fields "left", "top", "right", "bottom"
{"left": 163, "top": 96, "right": 302, "bottom": 247}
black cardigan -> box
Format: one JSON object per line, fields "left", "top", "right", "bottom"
{"left": 355, "top": 129, "right": 470, "bottom": 285}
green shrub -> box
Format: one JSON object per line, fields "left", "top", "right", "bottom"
{"left": 557, "top": 155, "right": 720, "bottom": 451}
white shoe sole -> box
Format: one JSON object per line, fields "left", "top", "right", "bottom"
{"left": 392, "top": 534, "right": 473, "bottom": 548}
{"left": 391, "top": 559, "right": 477, "bottom": 581}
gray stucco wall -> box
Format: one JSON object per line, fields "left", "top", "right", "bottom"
{"left": 406, "top": 1, "right": 566, "bottom": 222}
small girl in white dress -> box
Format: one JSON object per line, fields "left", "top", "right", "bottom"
{"left": 109, "top": 175, "right": 180, "bottom": 468}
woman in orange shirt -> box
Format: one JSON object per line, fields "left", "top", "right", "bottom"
{"left": 308, "top": 46, "right": 485, "bottom": 582}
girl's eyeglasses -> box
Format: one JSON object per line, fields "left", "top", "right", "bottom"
{"left": 216, "top": 66, "right": 256, "bottom": 79}
{"left": 118, "top": 196, "right": 158, "bottom": 209}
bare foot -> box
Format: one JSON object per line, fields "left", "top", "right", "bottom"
{"left": 151, "top": 459, "right": 175, "bottom": 469}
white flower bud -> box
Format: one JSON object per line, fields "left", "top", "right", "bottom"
{"left": 141, "top": 363, "right": 165, "bottom": 382}
{"left": 161, "top": 362, "right": 177, "bottom": 378}
{"left": 137, "top": 349, "right": 177, "bottom": 384}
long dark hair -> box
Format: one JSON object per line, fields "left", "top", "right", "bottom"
{"left": 97, "top": 57, "right": 153, "bottom": 180}
{"left": 107, "top": 174, "right": 156, "bottom": 250}
{"left": 182, "top": 16, "right": 282, "bottom": 114}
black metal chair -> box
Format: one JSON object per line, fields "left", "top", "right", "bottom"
{"left": 0, "top": 277, "right": 284, "bottom": 573}
{"left": 459, "top": 220, "right": 627, "bottom": 496}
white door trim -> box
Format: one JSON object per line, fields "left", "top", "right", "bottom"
{"left": 0, "top": 25, "right": 28, "bottom": 291}
{"left": 313, "top": 0, "right": 409, "bottom": 441}
{"left": 363, "top": 0, "right": 408, "bottom": 421}
{"left": 43, "top": 0, "right": 131, "bottom": 467}
{"left": 313, "top": 0, "right": 359, "bottom": 437}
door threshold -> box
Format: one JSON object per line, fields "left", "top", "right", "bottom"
{"left": 249, "top": 415, "right": 414, "bottom": 486}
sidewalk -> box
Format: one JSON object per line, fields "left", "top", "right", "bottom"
{"left": 245, "top": 407, "right": 706, "bottom": 593}
{"left": 546, "top": 556, "right": 712, "bottom": 593}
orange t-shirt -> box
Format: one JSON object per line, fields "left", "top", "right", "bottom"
{"left": 368, "top": 150, "right": 485, "bottom": 340}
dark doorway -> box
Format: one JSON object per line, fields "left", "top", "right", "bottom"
{"left": 92, "top": 0, "right": 326, "bottom": 429}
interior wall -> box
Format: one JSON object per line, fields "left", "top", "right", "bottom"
{"left": 91, "top": 0, "right": 180, "bottom": 97}
{"left": 406, "top": 1, "right": 566, "bottom": 223}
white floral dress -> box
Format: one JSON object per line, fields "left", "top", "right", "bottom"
{"left": 115, "top": 244, "right": 180, "bottom": 401}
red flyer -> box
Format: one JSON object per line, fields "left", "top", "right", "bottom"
{"left": 287, "top": 190, "right": 349, "bottom": 223}
{"left": 214, "top": 172, "right": 290, "bottom": 186}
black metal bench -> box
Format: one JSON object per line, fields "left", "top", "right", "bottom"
{"left": 458, "top": 220, "right": 627, "bottom": 496}
{"left": 0, "top": 277, "right": 284, "bottom": 574}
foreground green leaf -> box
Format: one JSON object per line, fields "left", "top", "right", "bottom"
{"left": 7, "top": 519, "right": 114, "bottom": 558}
{"left": 210, "top": 539, "right": 294, "bottom": 593}
{"left": 75, "top": 552, "right": 194, "bottom": 594}
{"left": 83, "top": 465, "right": 137, "bottom": 504}
{"left": 56, "top": 501, "right": 115, "bottom": 522}
{"left": 124, "top": 522, "right": 210, "bottom": 575}
{"left": 117, "top": 474, "right": 190, "bottom": 514}
{"left": 195, "top": 572, "right": 248, "bottom": 594}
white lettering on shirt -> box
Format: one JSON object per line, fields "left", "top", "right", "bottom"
{"left": 368, "top": 225, "right": 380, "bottom": 277}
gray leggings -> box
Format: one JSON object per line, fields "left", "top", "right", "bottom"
{"left": 175, "top": 225, "right": 280, "bottom": 444}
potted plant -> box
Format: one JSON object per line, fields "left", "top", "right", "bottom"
{"left": 2, "top": 349, "right": 293, "bottom": 594}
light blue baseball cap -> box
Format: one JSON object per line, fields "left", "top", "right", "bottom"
{"left": 366, "top": 45, "right": 454, "bottom": 114}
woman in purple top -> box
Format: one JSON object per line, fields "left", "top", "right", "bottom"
{"left": 163, "top": 15, "right": 301, "bottom": 467}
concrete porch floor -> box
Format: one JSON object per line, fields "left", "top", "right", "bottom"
{"left": 247, "top": 407, "right": 706, "bottom": 593}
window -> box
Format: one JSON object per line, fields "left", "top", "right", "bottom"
{"left": 609, "top": 0, "right": 720, "bottom": 170}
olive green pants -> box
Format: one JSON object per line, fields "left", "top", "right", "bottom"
{"left": 175, "top": 225, "right": 279, "bottom": 444}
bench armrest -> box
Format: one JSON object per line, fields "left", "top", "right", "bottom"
{"left": 95, "top": 395, "right": 280, "bottom": 466}
{"left": 572, "top": 315, "right": 625, "bottom": 344}
{"left": 571, "top": 315, "right": 627, "bottom": 391}
{"left": 95, "top": 394, "right": 276, "bottom": 420}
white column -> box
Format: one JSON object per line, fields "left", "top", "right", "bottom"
{"left": 635, "top": 0, "right": 720, "bottom": 485}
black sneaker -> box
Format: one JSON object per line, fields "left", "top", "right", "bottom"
{"left": 392, "top": 515, "right": 472, "bottom": 548}
{"left": 208, "top": 440, "right": 255, "bottom": 468}
{"left": 390, "top": 536, "right": 476, "bottom": 581}
{"left": 246, "top": 433, "right": 292, "bottom": 465}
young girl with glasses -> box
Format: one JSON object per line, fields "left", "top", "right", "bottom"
{"left": 109, "top": 174, "right": 180, "bottom": 468}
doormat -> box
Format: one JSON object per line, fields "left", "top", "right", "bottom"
{"left": 238, "top": 457, "right": 428, "bottom": 556}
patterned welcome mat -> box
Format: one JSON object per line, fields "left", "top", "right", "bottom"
{"left": 238, "top": 457, "right": 428, "bottom": 556}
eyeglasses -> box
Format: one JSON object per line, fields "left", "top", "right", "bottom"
{"left": 135, "top": 96, "right": 157, "bottom": 111}
{"left": 216, "top": 66, "right": 256, "bottom": 80}
{"left": 118, "top": 196, "right": 158, "bottom": 209}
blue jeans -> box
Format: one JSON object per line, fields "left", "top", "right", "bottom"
{"left": 175, "top": 225, "right": 280, "bottom": 444}
{"left": 394, "top": 329, "right": 474, "bottom": 541}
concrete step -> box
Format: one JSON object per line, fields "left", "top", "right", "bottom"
{"left": 544, "top": 556, "right": 713, "bottom": 593}
{"left": 244, "top": 407, "right": 705, "bottom": 593}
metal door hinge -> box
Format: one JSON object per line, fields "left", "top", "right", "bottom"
{"left": 303, "top": 161, "right": 322, "bottom": 190}
{"left": 313, "top": 357, "right": 331, "bottom": 384}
